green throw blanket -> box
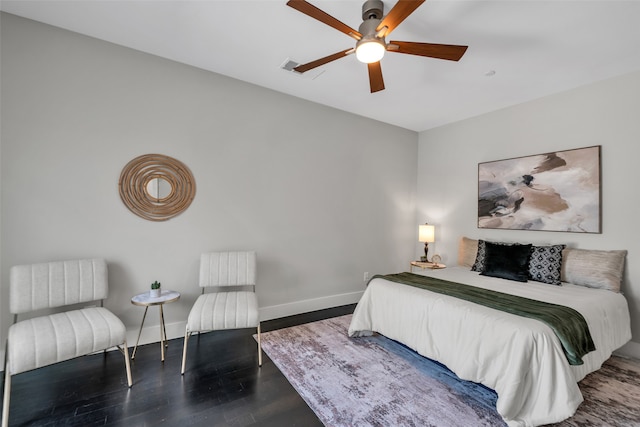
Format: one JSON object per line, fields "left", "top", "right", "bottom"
{"left": 372, "top": 272, "right": 595, "bottom": 365}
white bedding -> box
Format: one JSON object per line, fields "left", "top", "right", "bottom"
{"left": 348, "top": 266, "right": 632, "bottom": 427}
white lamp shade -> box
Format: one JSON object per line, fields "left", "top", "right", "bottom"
{"left": 355, "top": 40, "right": 386, "bottom": 63}
{"left": 418, "top": 224, "right": 435, "bottom": 243}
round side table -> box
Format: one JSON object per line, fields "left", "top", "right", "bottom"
{"left": 131, "top": 290, "right": 180, "bottom": 362}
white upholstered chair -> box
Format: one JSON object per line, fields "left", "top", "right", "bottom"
{"left": 2, "top": 258, "right": 132, "bottom": 427}
{"left": 181, "top": 251, "right": 262, "bottom": 374}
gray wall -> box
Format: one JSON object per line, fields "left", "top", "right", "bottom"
{"left": 0, "top": 13, "right": 418, "bottom": 349}
{"left": 417, "top": 70, "right": 640, "bottom": 357}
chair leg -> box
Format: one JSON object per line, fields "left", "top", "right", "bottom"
{"left": 257, "top": 323, "right": 262, "bottom": 367}
{"left": 2, "top": 346, "right": 11, "bottom": 427}
{"left": 122, "top": 341, "right": 133, "bottom": 387}
{"left": 181, "top": 329, "right": 190, "bottom": 375}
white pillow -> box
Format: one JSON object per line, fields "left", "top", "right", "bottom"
{"left": 458, "top": 237, "right": 479, "bottom": 269}
{"left": 561, "top": 248, "right": 627, "bottom": 292}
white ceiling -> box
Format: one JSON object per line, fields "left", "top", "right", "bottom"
{"left": 2, "top": 0, "right": 640, "bottom": 132}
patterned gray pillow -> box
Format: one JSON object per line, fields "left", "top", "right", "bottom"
{"left": 471, "top": 240, "right": 486, "bottom": 272}
{"left": 528, "top": 245, "right": 565, "bottom": 285}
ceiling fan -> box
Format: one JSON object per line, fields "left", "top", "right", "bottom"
{"left": 286, "top": 0, "right": 468, "bottom": 93}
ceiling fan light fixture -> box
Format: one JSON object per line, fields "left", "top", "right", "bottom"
{"left": 355, "top": 16, "right": 385, "bottom": 64}
{"left": 286, "top": 0, "right": 467, "bottom": 93}
{"left": 355, "top": 38, "right": 385, "bottom": 63}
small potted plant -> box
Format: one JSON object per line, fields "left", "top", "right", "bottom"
{"left": 150, "top": 280, "right": 161, "bottom": 298}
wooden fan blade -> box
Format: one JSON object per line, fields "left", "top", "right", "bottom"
{"left": 388, "top": 41, "right": 468, "bottom": 61}
{"left": 287, "top": 0, "right": 362, "bottom": 40}
{"left": 294, "top": 49, "right": 354, "bottom": 73}
{"left": 368, "top": 61, "right": 385, "bottom": 93}
{"left": 377, "top": 0, "right": 426, "bottom": 37}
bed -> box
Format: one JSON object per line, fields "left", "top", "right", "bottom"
{"left": 348, "top": 238, "right": 632, "bottom": 427}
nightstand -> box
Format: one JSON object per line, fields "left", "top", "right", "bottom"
{"left": 410, "top": 261, "right": 446, "bottom": 272}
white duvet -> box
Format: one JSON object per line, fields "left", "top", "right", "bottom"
{"left": 348, "top": 267, "right": 631, "bottom": 427}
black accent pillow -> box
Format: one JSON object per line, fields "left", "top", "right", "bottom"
{"left": 480, "top": 242, "right": 532, "bottom": 282}
{"left": 528, "top": 245, "right": 566, "bottom": 285}
{"left": 471, "top": 240, "right": 509, "bottom": 272}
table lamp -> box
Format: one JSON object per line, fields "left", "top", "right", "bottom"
{"left": 418, "top": 224, "right": 435, "bottom": 262}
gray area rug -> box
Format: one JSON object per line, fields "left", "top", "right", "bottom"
{"left": 260, "top": 314, "right": 504, "bottom": 426}
{"left": 260, "top": 315, "right": 640, "bottom": 427}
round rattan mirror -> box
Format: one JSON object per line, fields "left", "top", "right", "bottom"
{"left": 119, "top": 154, "right": 196, "bottom": 221}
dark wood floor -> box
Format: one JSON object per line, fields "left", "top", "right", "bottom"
{"left": 1, "top": 304, "right": 356, "bottom": 426}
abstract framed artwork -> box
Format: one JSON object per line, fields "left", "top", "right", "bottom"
{"left": 478, "top": 146, "right": 601, "bottom": 233}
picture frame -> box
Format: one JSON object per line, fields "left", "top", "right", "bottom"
{"left": 478, "top": 146, "right": 601, "bottom": 233}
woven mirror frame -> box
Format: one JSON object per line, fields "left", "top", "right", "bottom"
{"left": 119, "top": 154, "right": 196, "bottom": 221}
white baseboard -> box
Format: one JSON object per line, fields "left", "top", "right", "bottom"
{"left": 127, "top": 290, "right": 364, "bottom": 346}
{"left": 258, "top": 290, "right": 364, "bottom": 322}
{"left": 125, "top": 319, "right": 187, "bottom": 351}
{"left": 615, "top": 340, "right": 640, "bottom": 359}
{"left": 0, "top": 292, "right": 364, "bottom": 371}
